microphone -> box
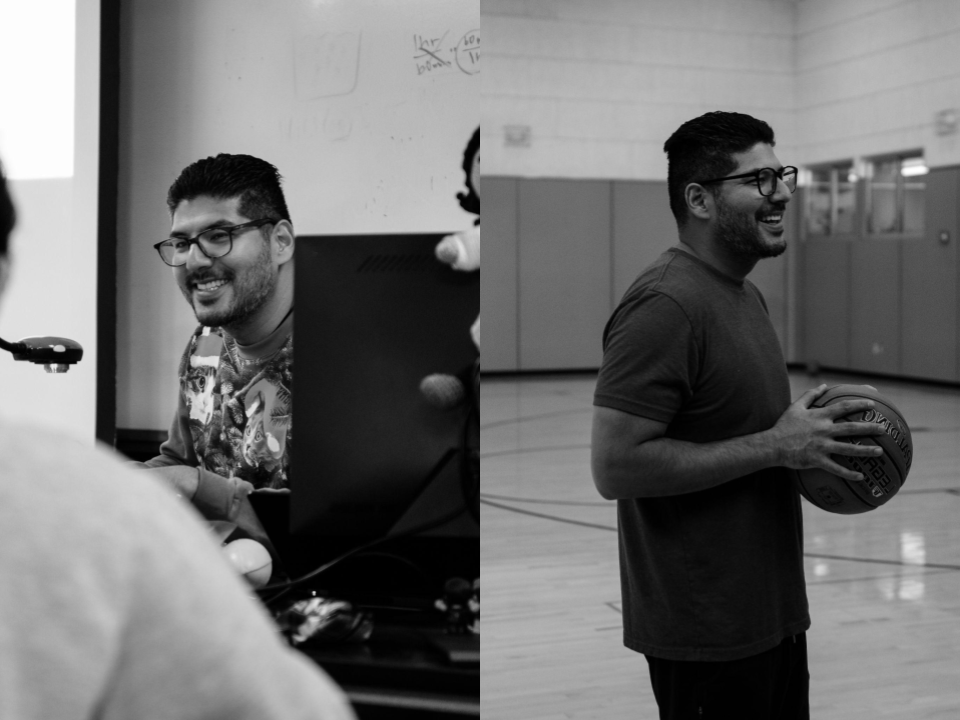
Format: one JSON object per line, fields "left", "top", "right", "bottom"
{"left": 0, "top": 335, "right": 83, "bottom": 373}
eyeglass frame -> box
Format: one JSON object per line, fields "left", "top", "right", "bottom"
{"left": 696, "top": 166, "right": 799, "bottom": 197}
{"left": 153, "top": 218, "right": 278, "bottom": 267}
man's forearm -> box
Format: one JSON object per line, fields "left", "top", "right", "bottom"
{"left": 594, "top": 430, "right": 782, "bottom": 500}
{"left": 143, "top": 465, "right": 201, "bottom": 500}
{"left": 142, "top": 465, "right": 253, "bottom": 522}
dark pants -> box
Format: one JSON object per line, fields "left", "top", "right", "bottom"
{"left": 645, "top": 633, "right": 810, "bottom": 720}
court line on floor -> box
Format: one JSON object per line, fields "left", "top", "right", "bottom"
{"left": 807, "top": 568, "right": 959, "bottom": 586}
{"left": 480, "top": 492, "right": 609, "bottom": 507}
{"left": 480, "top": 498, "right": 617, "bottom": 531}
{"left": 804, "top": 552, "right": 960, "bottom": 571}
{"left": 482, "top": 498, "right": 960, "bottom": 572}
{"left": 899, "top": 486, "right": 960, "bottom": 496}
{"left": 481, "top": 486, "right": 960, "bottom": 506}
{"left": 481, "top": 444, "right": 592, "bottom": 460}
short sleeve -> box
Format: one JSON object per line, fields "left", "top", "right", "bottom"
{"left": 593, "top": 290, "right": 699, "bottom": 423}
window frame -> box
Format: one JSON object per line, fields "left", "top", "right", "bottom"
{"left": 865, "top": 151, "right": 927, "bottom": 237}
{"left": 803, "top": 160, "right": 857, "bottom": 238}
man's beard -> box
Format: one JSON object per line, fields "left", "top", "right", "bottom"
{"left": 181, "top": 241, "right": 276, "bottom": 329}
{"left": 714, "top": 195, "right": 786, "bottom": 260}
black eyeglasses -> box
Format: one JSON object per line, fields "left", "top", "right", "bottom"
{"left": 697, "top": 166, "right": 798, "bottom": 197}
{"left": 154, "top": 218, "right": 277, "bottom": 267}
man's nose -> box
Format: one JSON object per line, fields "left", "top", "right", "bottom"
{"left": 771, "top": 176, "right": 792, "bottom": 204}
{"left": 184, "top": 241, "right": 213, "bottom": 271}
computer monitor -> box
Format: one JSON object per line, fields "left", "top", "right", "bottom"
{"left": 270, "top": 233, "right": 479, "bottom": 590}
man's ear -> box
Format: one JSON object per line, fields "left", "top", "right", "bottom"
{"left": 272, "top": 220, "right": 295, "bottom": 265}
{"left": 684, "top": 183, "right": 713, "bottom": 222}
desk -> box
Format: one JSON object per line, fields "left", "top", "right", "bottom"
{"left": 302, "top": 622, "right": 479, "bottom": 719}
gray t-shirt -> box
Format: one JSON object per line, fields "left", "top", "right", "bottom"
{"left": 594, "top": 248, "right": 810, "bottom": 662}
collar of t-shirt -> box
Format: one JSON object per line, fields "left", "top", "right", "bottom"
{"left": 231, "top": 309, "right": 293, "bottom": 362}
{"left": 668, "top": 247, "right": 745, "bottom": 289}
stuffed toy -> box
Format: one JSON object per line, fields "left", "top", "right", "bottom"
{"left": 435, "top": 224, "right": 480, "bottom": 349}
{"left": 435, "top": 126, "right": 480, "bottom": 351}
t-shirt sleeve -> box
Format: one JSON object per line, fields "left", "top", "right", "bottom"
{"left": 139, "top": 399, "right": 198, "bottom": 468}
{"left": 593, "top": 290, "right": 699, "bottom": 423}
{"left": 140, "top": 334, "right": 200, "bottom": 469}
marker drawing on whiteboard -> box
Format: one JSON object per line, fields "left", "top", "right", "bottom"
{"left": 455, "top": 29, "right": 480, "bottom": 75}
{"left": 413, "top": 31, "right": 452, "bottom": 75}
{"left": 323, "top": 110, "right": 353, "bottom": 141}
{"left": 413, "top": 29, "right": 479, "bottom": 77}
{"left": 294, "top": 32, "right": 362, "bottom": 100}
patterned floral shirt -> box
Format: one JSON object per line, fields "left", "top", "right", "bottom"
{"left": 147, "top": 314, "right": 293, "bottom": 494}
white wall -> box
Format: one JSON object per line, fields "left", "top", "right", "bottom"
{"left": 483, "top": 0, "right": 798, "bottom": 180}
{"left": 117, "top": 0, "right": 480, "bottom": 430}
{"left": 795, "top": 0, "right": 960, "bottom": 170}
{"left": 0, "top": 0, "right": 99, "bottom": 443}
{"left": 484, "top": 0, "right": 960, "bottom": 178}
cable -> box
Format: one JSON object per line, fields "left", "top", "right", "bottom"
{"left": 0, "top": 336, "right": 26, "bottom": 354}
{"left": 257, "top": 502, "right": 468, "bottom": 606}
{"left": 261, "top": 359, "right": 480, "bottom": 606}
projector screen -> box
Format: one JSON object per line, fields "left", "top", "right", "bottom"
{"left": 0, "top": 0, "right": 102, "bottom": 443}
{"left": 0, "top": 2, "right": 76, "bottom": 180}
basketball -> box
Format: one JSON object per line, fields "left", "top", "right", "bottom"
{"left": 795, "top": 384, "right": 913, "bottom": 514}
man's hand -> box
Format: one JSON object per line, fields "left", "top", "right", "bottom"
{"left": 768, "top": 385, "right": 887, "bottom": 482}
{"left": 146, "top": 465, "right": 201, "bottom": 500}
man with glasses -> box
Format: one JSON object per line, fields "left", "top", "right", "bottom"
{"left": 138, "top": 154, "right": 296, "bottom": 569}
{"left": 591, "top": 112, "right": 883, "bottom": 718}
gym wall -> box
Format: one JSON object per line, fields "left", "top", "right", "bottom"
{"left": 483, "top": 0, "right": 960, "bottom": 378}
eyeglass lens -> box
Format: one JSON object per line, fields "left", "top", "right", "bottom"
{"left": 759, "top": 167, "right": 798, "bottom": 196}
{"left": 160, "top": 228, "right": 233, "bottom": 265}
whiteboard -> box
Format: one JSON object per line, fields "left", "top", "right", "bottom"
{"left": 126, "top": 0, "right": 480, "bottom": 235}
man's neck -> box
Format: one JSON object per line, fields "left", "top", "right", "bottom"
{"left": 222, "top": 287, "right": 293, "bottom": 347}
{"left": 676, "top": 236, "right": 757, "bottom": 282}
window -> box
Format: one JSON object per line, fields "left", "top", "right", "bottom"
{"left": 805, "top": 162, "right": 856, "bottom": 236}
{"left": 866, "top": 153, "right": 926, "bottom": 236}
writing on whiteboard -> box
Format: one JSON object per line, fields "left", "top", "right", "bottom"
{"left": 295, "top": 32, "right": 362, "bottom": 100}
{"left": 455, "top": 29, "right": 480, "bottom": 75}
{"left": 413, "top": 29, "right": 480, "bottom": 76}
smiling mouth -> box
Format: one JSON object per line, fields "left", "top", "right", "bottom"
{"left": 759, "top": 213, "right": 783, "bottom": 225}
{"left": 193, "top": 278, "right": 229, "bottom": 293}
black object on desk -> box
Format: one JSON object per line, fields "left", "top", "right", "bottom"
{"left": 301, "top": 618, "right": 478, "bottom": 719}
{"left": 251, "top": 480, "right": 479, "bottom": 719}
{"left": 253, "top": 233, "right": 480, "bottom": 717}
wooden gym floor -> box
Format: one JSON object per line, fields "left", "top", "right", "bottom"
{"left": 481, "top": 370, "right": 960, "bottom": 719}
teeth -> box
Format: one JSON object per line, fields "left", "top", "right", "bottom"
{"left": 196, "top": 279, "right": 227, "bottom": 291}
{"left": 761, "top": 215, "right": 782, "bottom": 223}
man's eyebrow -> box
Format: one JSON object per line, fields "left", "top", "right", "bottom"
{"left": 736, "top": 165, "right": 783, "bottom": 179}
{"left": 168, "top": 218, "right": 233, "bottom": 238}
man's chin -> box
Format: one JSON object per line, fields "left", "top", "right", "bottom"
{"left": 192, "top": 302, "right": 232, "bottom": 328}
{"left": 758, "top": 237, "right": 787, "bottom": 258}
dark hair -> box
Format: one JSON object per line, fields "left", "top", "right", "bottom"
{"left": 456, "top": 127, "right": 480, "bottom": 216}
{"left": 166, "top": 153, "right": 291, "bottom": 225}
{"left": 0, "top": 161, "right": 14, "bottom": 257}
{"left": 663, "top": 111, "right": 775, "bottom": 225}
